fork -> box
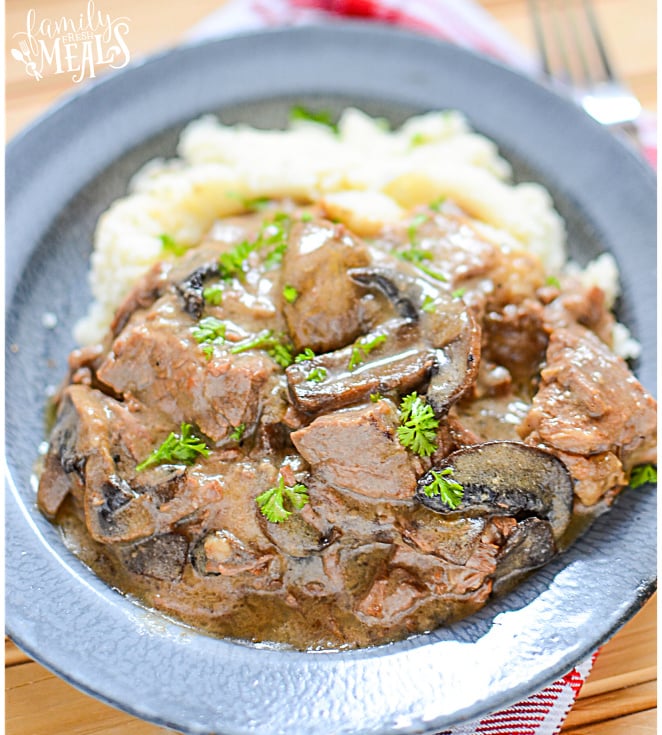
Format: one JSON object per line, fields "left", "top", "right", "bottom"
{"left": 528, "top": 0, "right": 642, "bottom": 145}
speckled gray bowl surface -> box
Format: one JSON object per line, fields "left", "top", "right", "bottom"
{"left": 5, "top": 23, "right": 657, "bottom": 735}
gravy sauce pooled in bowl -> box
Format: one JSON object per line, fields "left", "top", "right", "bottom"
{"left": 37, "top": 109, "right": 657, "bottom": 649}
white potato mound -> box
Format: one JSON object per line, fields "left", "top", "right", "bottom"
{"left": 75, "top": 108, "right": 631, "bottom": 355}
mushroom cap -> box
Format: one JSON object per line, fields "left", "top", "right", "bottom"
{"left": 416, "top": 441, "right": 574, "bottom": 541}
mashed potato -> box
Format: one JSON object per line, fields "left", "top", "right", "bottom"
{"left": 76, "top": 108, "right": 632, "bottom": 354}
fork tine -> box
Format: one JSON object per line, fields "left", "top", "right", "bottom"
{"left": 528, "top": 0, "right": 552, "bottom": 77}
{"left": 548, "top": 0, "right": 575, "bottom": 85}
{"left": 529, "top": 0, "right": 642, "bottom": 133}
{"left": 581, "top": 0, "right": 616, "bottom": 81}
{"left": 564, "top": 0, "right": 594, "bottom": 88}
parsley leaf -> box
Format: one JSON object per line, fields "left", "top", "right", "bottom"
{"left": 229, "top": 423, "right": 246, "bottom": 442}
{"left": 263, "top": 241, "right": 288, "bottom": 270}
{"left": 429, "top": 197, "right": 445, "bottom": 212}
{"left": 136, "top": 423, "right": 209, "bottom": 472}
{"left": 545, "top": 275, "right": 562, "bottom": 289}
{"left": 421, "top": 295, "right": 436, "bottom": 313}
{"left": 289, "top": 105, "right": 338, "bottom": 133}
{"left": 397, "top": 249, "right": 447, "bottom": 282}
{"left": 218, "top": 240, "right": 257, "bottom": 280}
{"left": 283, "top": 285, "right": 299, "bottom": 303}
{"left": 348, "top": 334, "right": 387, "bottom": 371}
{"left": 225, "top": 192, "right": 271, "bottom": 212}
{"left": 202, "top": 283, "right": 224, "bottom": 306}
{"left": 421, "top": 467, "right": 464, "bottom": 508}
{"left": 160, "top": 233, "right": 188, "bottom": 257}
{"left": 270, "top": 342, "right": 294, "bottom": 368}
{"left": 630, "top": 464, "right": 657, "bottom": 488}
{"left": 256, "top": 475, "right": 310, "bottom": 523}
{"left": 451, "top": 287, "right": 466, "bottom": 299}
{"left": 244, "top": 196, "right": 271, "bottom": 212}
{"left": 230, "top": 329, "right": 294, "bottom": 367}
{"left": 407, "top": 213, "right": 429, "bottom": 244}
{"left": 192, "top": 317, "right": 226, "bottom": 344}
{"left": 370, "top": 392, "right": 383, "bottom": 402}
{"left": 306, "top": 366, "right": 327, "bottom": 383}
{"left": 397, "top": 392, "right": 439, "bottom": 457}
{"left": 295, "top": 347, "right": 316, "bottom": 363}
{"left": 410, "top": 132, "right": 428, "bottom": 148}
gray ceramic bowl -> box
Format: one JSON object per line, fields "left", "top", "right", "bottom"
{"left": 6, "top": 24, "right": 656, "bottom": 735}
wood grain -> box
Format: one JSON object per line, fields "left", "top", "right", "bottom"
{"left": 5, "top": 0, "right": 656, "bottom": 733}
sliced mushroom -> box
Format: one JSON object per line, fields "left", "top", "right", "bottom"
{"left": 416, "top": 441, "right": 573, "bottom": 540}
{"left": 119, "top": 532, "right": 189, "bottom": 581}
{"left": 176, "top": 261, "right": 220, "bottom": 319}
{"left": 286, "top": 318, "right": 436, "bottom": 414}
{"left": 84, "top": 458, "right": 156, "bottom": 544}
{"left": 492, "top": 517, "right": 557, "bottom": 595}
{"left": 286, "top": 267, "right": 480, "bottom": 416}
{"left": 350, "top": 267, "right": 481, "bottom": 415}
{"left": 37, "top": 390, "right": 86, "bottom": 518}
{"left": 260, "top": 506, "right": 338, "bottom": 558}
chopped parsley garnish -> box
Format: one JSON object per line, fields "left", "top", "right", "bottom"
{"left": 451, "top": 287, "right": 466, "bottom": 299}
{"left": 348, "top": 334, "right": 387, "bottom": 371}
{"left": 397, "top": 249, "right": 447, "bottom": 282}
{"left": 629, "top": 464, "right": 657, "bottom": 488}
{"left": 192, "top": 317, "right": 227, "bottom": 344}
{"left": 370, "top": 392, "right": 383, "bottom": 402}
{"left": 159, "top": 233, "right": 188, "bottom": 257}
{"left": 407, "top": 213, "right": 429, "bottom": 244}
{"left": 421, "top": 295, "right": 436, "bottom": 313}
{"left": 244, "top": 196, "right": 271, "bottom": 212}
{"left": 136, "top": 423, "right": 209, "bottom": 472}
{"left": 429, "top": 197, "right": 445, "bottom": 212}
{"left": 263, "top": 241, "right": 288, "bottom": 270}
{"left": 396, "top": 392, "right": 439, "bottom": 457}
{"left": 256, "top": 475, "right": 310, "bottom": 523}
{"left": 270, "top": 342, "right": 294, "bottom": 368}
{"left": 410, "top": 132, "right": 427, "bottom": 148}
{"left": 295, "top": 347, "right": 316, "bottom": 363}
{"left": 215, "top": 212, "right": 293, "bottom": 277}
{"left": 283, "top": 285, "right": 299, "bottom": 304}
{"left": 421, "top": 467, "right": 464, "bottom": 509}
{"left": 230, "top": 329, "right": 293, "bottom": 368}
{"left": 225, "top": 192, "right": 271, "bottom": 212}
{"left": 289, "top": 105, "right": 338, "bottom": 133}
{"left": 301, "top": 212, "right": 313, "bottom": 222}
{"left": 203, "top": 283, "right": 224, "bottom": 306}
{"left": 306, "top": 366, "right": 327, "bottom": 383}
{"left": 545, "top": 275, "right": 562, "bottom": 289}
{"left": 193, "top": 317, "right": 226, "bottom": 361}
{"left": 218, "top": 240, "right": 257, "bottom": 280}
{"left": 201, "top": 344, "right": 215, "bottom": 361}
{"left": 229, "top": 423, "right": 246, "bottom": 442}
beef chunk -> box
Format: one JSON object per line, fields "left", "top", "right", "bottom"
{"left": 96, "top": 297, "right": 278, "bottom": 442}
{"left": 520, "top": 323, "right": 657, "bottom": 502}
{"left": 291, "top": 399, "right": 427, "bottom": 500}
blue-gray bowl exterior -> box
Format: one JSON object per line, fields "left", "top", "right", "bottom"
{"left": 5, "top": 23, "right": 656, "bottom": 735}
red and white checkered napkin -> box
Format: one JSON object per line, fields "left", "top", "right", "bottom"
{"left": 186, "top": 1, "right": 634, "bottom": 732}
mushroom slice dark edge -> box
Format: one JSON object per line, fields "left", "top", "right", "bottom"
{"left": 416, "top": 441, "right": 574, "bottom": 588}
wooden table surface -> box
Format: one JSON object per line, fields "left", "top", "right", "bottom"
{"left": 5, "top": 1, "right": 657, "bottom": 733}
